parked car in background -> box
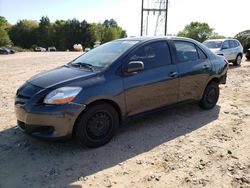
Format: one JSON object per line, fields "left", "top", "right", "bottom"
{"left": 8, "top": 48, "right": 15, "bottom": 54}
{"left": 48, "top": 46, "right": 56, "bottom": 52}
{"left": 84, "top": 48, "right": 91, "bottom": 52}
{"left": 203, "top": 39, "right": 243, "bottom": 66}
{"left": 0, "top": 47, "right": 11, "bottom": 54}
{"left": 246, "top": 48, "right": 250, "bottom": 60}
{"left": 35, "top": 47, "right": 46, "bottom": 52}
{"left": 15, "top": 37, "right": 228, "bottom": 147}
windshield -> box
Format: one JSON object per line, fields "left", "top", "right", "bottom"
{"left": 203, "top": 41, "right": 222, "bottom": 49}
{"left": 70, "top": 40, "right": 139, "bottom": 68}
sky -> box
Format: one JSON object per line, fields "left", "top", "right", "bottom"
{"left": 0, "top": 0, "right": 249, "bottom": 37}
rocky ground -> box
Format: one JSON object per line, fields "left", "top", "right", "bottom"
{"left": 0, "top": 52, "right": 249, "bottom": 188}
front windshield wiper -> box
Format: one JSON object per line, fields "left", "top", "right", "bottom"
{"left": 71, "top": 62, "right": 95, "bottom": 71}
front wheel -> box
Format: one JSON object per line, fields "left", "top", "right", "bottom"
{"left": 74, "top": 103, "right": 119, "bottom": 148}
{"left": 199, "top": 82, "right": 219, "bottom": 110}
{"left": 233, "top": 55, "right": 242, "bottom": 66}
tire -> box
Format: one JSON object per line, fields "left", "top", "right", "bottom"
{"left": 199, "top": 82, "right": 219, "bottom": 110}
{"left": 233, "top": 54, "right": 242, "bottom": 66}
{"left": 74, "top": 103, "right": 119, "bottom": 148}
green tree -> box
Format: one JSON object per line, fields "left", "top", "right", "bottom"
{"left": 234, "top": 30, "right": 250, "bottom": 52}
{"left": 101, "top": 19, "right": 127, "bottom": 43}
{"left": 210, "top": 32, "right": 226, "bottom": 39}
{"left": 0, "top": 16, "right": 11, "bottom": 30}
{"left": 84, "top": 23, "right": 101, "bottom": 47}
{"left": 52, "top": 20, "right": 67, "bottom": 50}
{"left": 6, "top": 16, "right": 127, "bottom": 50}
{"left": 0, "top": 28, "right": 11, "bottom": 46}
{"left": 37, "top": 16, "right": 53, "bottom": 47}
{"left": 9, "top": 19, "right": 38, "bottom": 48}
{"left": 177, "top": 22, "right": 214, "bottom": 42}
{"left": 0, "top": 16, "right": 11, "bottom": 46}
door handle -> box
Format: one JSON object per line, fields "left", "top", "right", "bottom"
{"left": 203, "top": 64, "right": 210, "bottom": 69}
{"left": 169, "top": 72, "right": 178, "bottom": 78}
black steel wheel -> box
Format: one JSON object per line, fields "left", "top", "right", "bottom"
{"left": 74, "top": 102, "right": 119, "bottom": 147}
{"left": 199, "top": 82, "right": 219, "bottom": 110}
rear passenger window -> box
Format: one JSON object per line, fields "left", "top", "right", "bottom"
{"left": 197, "top": 47, "right": 207, "bottom": 59}
{"left": 233, "top": 40, "right": 239, "bottom": 47}
{"left": 130, "top": 41, "right": 171, "bottom": 69}
{"left": 174, "top": 41, "right": 199, "bottom": 62}
{"left": 229, "top": 40, "right": 235, "bottom": 48}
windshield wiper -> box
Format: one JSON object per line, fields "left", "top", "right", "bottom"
{"left": 71, "top": 62, "right": 94, "bottom": 71}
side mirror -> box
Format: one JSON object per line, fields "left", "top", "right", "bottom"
{"left": 125, "top": 61, "right": 144, "bottom": 73}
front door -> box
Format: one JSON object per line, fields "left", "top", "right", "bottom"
{"left": 123, "top": 41, "right": 179, "bottom": 116}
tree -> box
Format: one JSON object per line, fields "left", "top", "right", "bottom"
{"left": 52, "top": 20, "right": 67, "bottom": 50}
{"left": 234, "top": 30, "right": 250, "bottom": 52}
{"left": 177, "top": 22, "right": 214, "bottom": 42}
{"left": 9, "top": 20, "right": 38, "bottom": 48}
{"left": 0, "top": 28, "right": 11, "bottom": 46}
{"left": 0, "top": 16, "right": 11, "bottom": 46}
{"left": 0, "top": 16, "right": 11, "bottom": 30}
{"left": 103, "top": 19, "right": 118, "bottom": 28}
{"left": 101, "top": 19, "right": 127, "bottom": 43}
{"left": 210, "top": 32, "right": 226, "bottom": 39}
{"left": 6, "top": 16, "right": 127, "bottom": 50}
{"left": 37, "top": 16, "right": 52, "bottom": 47}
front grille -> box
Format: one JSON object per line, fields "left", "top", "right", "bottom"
{"left": 15, "top": 83, "right": 42, "bottom": 106}
{"left": 17, "top": 120, "right": 55, "bottom": 135}
{"left": 15, "top": 94, "right": 30, "bottom": 105}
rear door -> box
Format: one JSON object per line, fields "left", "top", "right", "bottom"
{"left": 173, "top": 40, "right": 211, "bottom": 101}
{"left": 123, "top": 41, "right": 179, "bottom": 116}
{"left": 229, "top": 40, "right": 237, "bottom": 60}
{"left": 221, "top": 40, "right": 232, "bottom": 60}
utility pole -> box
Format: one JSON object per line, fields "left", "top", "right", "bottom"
{"left": 165, "top": 0, "right": 169, "bottom": 35}
{"left": 140, "top": 0, "right": 169, "bottom": 36}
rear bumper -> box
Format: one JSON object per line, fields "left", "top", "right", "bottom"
{"left": 15, "top": 103, "right": 86, "bottom": 139}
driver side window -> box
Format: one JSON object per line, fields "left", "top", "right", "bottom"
{"left": 129, "top": 41, "right": 171, "bottom": 70}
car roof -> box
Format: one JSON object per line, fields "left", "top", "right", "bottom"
{"left": 204, "top": 38, "right": 237, "bottom": 42}
{"left": 118, "top": 36, "right": 200, "bottom": 43}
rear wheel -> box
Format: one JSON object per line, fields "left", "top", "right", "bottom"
{"left": 74, "top": 103, "right": 119, "bottom": 148}
{"left": 233, "top": 54, "right": 242, "bottom": 66}
{"left": 199, "top": 82, "right": 219, "bottom": 110}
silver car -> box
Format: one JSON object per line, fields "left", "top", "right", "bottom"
{"left": 203, "top": 39, "right": 243, "bottom": 66}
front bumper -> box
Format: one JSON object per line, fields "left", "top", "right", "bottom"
{"left": 15, "top": 103, "right": 86, "bottom": 139}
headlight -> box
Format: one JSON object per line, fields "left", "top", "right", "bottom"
{"left": 44, "top": 87, "right": 82, "bottom": 104}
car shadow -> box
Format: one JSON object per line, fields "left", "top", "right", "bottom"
{"left": 0, "top": 104, "right": 220, "bottom": 187}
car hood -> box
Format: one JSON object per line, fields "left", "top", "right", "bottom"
{"left": 28, "top": 66, "right": 96, "bottom": 88}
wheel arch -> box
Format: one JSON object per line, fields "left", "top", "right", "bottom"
{"left": 199, "top": 77, "right": 220, "bottom": 100}
{"left": 72, "top": 99, "right": 123, "bottom": 136}
{"left": 237, "top": 52, "right": 243, "bottom": 57}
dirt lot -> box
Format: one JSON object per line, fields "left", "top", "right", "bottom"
{"left": 0, "top": 52, "right": 250, "bottom": 188}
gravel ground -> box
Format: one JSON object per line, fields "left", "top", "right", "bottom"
{"left": 0, "top": 52, "right": 250, "bottom": 188}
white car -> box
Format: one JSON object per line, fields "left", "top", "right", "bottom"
{"left": 48, "top": 46, "right": 56, "bottom": 52}
{"left": 35, "top": 47, "right": 46, "bottom": 52}
{"left": 84, "top": 48, "right": 91, "bottom": 52}
{"left": 203, "top": 39, "right": 243, "bottom": 66}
